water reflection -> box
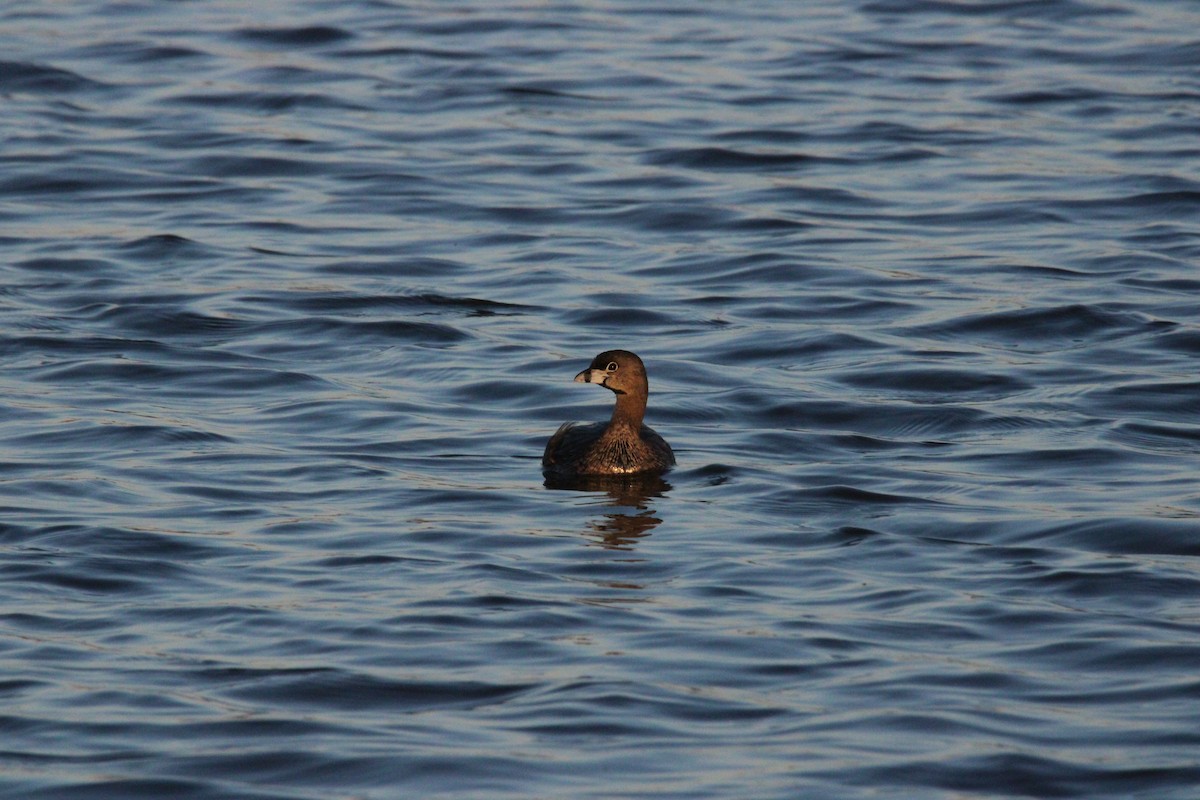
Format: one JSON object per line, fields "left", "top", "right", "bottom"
{"left": 544, "top": 473, "right": 672, "bottom": 549}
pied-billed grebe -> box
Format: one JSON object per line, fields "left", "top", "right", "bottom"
{"left": 543, "top": 350, "right": 675, "bottom": 476}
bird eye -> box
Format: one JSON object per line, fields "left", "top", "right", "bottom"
{"left": 606, "top": 361, "right": 618, "bottom": 371}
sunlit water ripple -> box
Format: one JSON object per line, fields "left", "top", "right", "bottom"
{"left": 3, "top": 1, "right": 1200, "bottom": 798}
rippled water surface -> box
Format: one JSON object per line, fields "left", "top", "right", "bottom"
{"left": 4, "top": 1, "right": 1200, "bottom": 797}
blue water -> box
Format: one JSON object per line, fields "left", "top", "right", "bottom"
{"left": 3, "top": 1, "right": 1200, "bottom": 797}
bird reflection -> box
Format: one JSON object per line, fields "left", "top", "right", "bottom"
{"left": 543, "top": 472, "right": 671, "bottom": 549}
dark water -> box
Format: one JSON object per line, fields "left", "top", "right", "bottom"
{"left": 3, "top": 1, "right": 1200, "bottom": 797}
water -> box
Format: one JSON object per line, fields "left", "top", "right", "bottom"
{"left": 3, "top": 1, "right": 1200, "bottom": 797}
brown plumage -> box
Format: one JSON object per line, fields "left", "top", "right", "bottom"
{"left": 543, "top": 350, "right": 675, "bottom": 476}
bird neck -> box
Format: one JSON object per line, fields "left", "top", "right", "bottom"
{"left": 610, "top": 387, "right": 647, "bottom": 430}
